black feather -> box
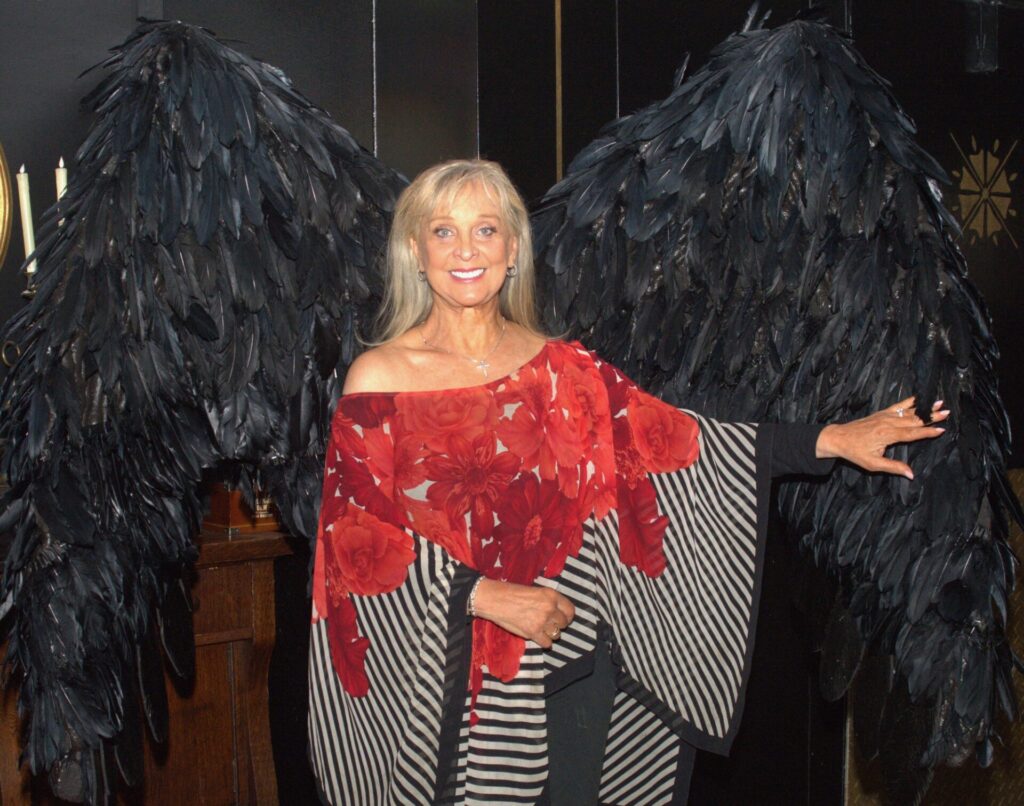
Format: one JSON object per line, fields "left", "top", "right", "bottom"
{"left": 0, "top": 20, "right": 405, "bottom": 802}
{"left": 532, "top": 17, "right": 1018, "bottom": 795}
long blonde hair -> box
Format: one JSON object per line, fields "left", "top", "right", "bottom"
{"left": 373, "top": 159, "right": 543, "bottom": 343}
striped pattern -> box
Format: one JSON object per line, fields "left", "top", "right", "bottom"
{"left": 594, "top": 415, "right": 760, "bottom": 748}
{"left": 308, "top": 416, "right": 762, "bottom": 804}
{"left": 598, "top": 692, "right": 681, "bottom": 805}
{"left": 309, "top": 539, "right": 458, "bottom": 804}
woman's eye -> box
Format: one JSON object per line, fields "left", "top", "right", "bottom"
{"left": 478, "top": 226, "right": 496, "bottom": 236}
{"left": 433, "top": 227, "right": 452, "bottom": 238}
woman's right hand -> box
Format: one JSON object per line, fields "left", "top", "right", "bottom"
{"left": 472, "top": 579, "right": 576, "bottom": 649}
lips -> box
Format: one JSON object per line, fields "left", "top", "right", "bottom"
{"left": 449, "top": 268, "right": 486, "bottom": 281}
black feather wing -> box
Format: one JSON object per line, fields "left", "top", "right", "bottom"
{"left": 0, "top": 20, "right": 404, "bottom": 802}
{"left": 533, "top": 18, "right": 1019, "bottom": 797}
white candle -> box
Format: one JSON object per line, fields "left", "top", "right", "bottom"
{"left": 16, "top": 165, "right": 36, "bottom": 275}
{"left": 55, "top": 157, "right": 67, "bottom": 201}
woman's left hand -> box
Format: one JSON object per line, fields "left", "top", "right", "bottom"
{"left": 815, "top": 396, "right": 949, "bottom": 480}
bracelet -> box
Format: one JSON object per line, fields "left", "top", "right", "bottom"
{"left": 467, "top": 577, "right": 483, "bottom": 617}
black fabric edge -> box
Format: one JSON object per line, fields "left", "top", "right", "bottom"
{"left": 432, "top": 565, "right": 480, "bottom": 803}
{"left": 769, "top": 422, "right": 836, "bottom": 477}
{"left": 545, "top": 646, "right": 597, "bottom": 696}
{"left": 608, "top": 423, "right": 774, "bottom": 757}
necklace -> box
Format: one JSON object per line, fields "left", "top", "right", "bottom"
{"left": 421, "top": 319, "right": 508, "bottom": 377}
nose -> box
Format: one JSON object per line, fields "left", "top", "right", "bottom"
{"left": 454, "top": 234, "right": 477, "bottom": 260}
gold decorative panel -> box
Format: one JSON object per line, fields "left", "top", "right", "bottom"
{"left": 951, "top": 134, "right": 1019, "bottom": 249}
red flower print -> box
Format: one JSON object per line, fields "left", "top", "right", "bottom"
{"left": 557, "top": 360, "right": 609, "bottom": 434}
{"left": 395, "top": 389, "right": 498, "bottom": 452}
{"left": 626, "top": 390, "right": 699, "bottom": 473}
{"left": 617, "top": 476, "right": 669, "bottom": 577}
{"left": 363, "top": 426, "right": 428, "bottom": 500}
{"left": 312, "top": 531, "right": 328, "bottom": 621}
{"left": 338, "top": 394, "right": 396, "bottom": 429}
{"left": 613, "top": 416, "right": 647, "bottom": 489}
{"left": 337, "top": 448, "right": 404, "bottom": 525}
{"left": 497, "top": 398, "right": 584, "bottom": 483}
{"left": 326, "top": 505, "right": 416, "bottom": 596}
{"left": 326, "top": 597, "right": 370, "bottom": 697}
{"left": 405, "top": 499, "right": 474, "bottom": 566}
{"left": 425, "top": 432, "right": 521, "bottom": 536}
{"left": 600, "top": 360, "right": 632, "bottom": 411}
{"left": 494, "top": 476, "right": 581, "bottom": 582}
{"left": 478, "top": 620, "right": 525, "bottom": 682}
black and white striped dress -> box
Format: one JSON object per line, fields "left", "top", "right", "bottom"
{"left": 308, "top": 341, "right": 828, "bottom": 805}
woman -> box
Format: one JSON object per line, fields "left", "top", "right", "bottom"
{"left": 307, "top": 160, "right": 946, "bottom": 805}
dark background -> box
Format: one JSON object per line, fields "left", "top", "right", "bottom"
{"left": 1, "top": 1, "right": 1021, "bottom": 803}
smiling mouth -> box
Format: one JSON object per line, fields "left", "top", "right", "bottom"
{"left": 450, "top": 268, "right": 486, "bottom": 280}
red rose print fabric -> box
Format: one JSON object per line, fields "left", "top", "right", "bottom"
{"left": 313, "top": 340, "right": 700, "bottom": 699}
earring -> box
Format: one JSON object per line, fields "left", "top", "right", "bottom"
{"left": 506, "top": 265, "right": 518, "bottom": 278}
{"left": 417, "top": 270, "right": 427, "bottom": 282}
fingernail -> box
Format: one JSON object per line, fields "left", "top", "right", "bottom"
{"left": 935, "top": 427, "right": 946, "bottom": 433}
{"left": 933, "top": 400, "right": 944, "bottom": 409}
{"left": 940, "top": 410, "right": 950, "bottom": 417}
{"left": 905, "top": 472, "right": 914, "bottom": 480}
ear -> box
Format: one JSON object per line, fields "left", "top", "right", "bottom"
{"left": 409, "top": 236, "right": 421, "bottom": 262}
{"left": 508, "top": 236, "right": 519, "bottom": 267}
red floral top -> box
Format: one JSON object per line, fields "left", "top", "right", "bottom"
{"left": 312, "top": 340, "right": 700, "bottom": 699}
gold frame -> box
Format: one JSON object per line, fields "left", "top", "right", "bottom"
{"left": 0, "top": 142, "right": 11, "bottom": 268}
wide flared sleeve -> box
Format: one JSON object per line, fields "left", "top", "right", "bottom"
{"left": 577, "top": 391, "right": 832, "bottom": 759}
{"left": 309, "top": 395, "right": 481, "bottom": 805}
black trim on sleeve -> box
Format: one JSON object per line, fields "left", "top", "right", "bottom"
{"left": 433, "top": 565, "right": 480, "bottom": 803}
{"left": 764, "top": 422, "right": 836, "bottom": 478}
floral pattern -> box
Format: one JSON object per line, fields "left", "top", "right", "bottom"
{"left": 314, "top": 340, "right": 700, "bottom": 698}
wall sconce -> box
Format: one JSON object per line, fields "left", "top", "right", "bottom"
{"left": 957, "top": 0, "right": 1023, "bottom": 73}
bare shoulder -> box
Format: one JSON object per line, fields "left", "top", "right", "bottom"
{"left": 342, "top": 345, "right": 407, "bottom": 394}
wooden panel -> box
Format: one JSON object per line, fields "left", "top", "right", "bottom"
{"left": 141, "top": 643, "right": 239, "bottom": 805}
{"left": 0, "top": 532, "right": 290, "bottom": 804}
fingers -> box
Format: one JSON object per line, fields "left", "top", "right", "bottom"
{"left": 872, "top": 457, "right": 915, "bottom": 480}
{"left": 887, "top": 395, "right": 916, "bottom": 415}
{"left": 556, "top": 597, "right": 575, "bottom": 625}
{"left": 537, "top": 591, "right": 574, "bottom": 646}
{"left": 899, "top": 426, "right": 946, "bottom": 443}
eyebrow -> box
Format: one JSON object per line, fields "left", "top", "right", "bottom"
{"left": 427, "top": 214, "right": 501, "bottom": 224}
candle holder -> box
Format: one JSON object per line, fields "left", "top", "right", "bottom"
{"left": 0, "top": 143, "right": 11, "bottom": 268}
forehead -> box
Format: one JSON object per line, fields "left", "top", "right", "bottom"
{"left": 429, "top": 181, "right": 502, "bottom": 220}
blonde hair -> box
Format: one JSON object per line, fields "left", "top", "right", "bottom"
{"left": 373, "top": 159, "right": 543, "bottom": 343}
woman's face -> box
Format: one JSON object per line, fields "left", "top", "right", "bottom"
{"left": 413, "top": 182, "right": 518, "bottom": 314}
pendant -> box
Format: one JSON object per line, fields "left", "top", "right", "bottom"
{"left": 474, "top": 359, "right": 490, "bottom": 377}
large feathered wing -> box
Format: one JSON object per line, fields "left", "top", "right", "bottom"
{"left": 532, "top": 18, "right": 1020, "bottom": 803}
{"left": 0, "top": 21, "right": 404, "bottom": 802}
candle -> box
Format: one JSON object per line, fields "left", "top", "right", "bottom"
{"left": 16, "top": 165, "right": 36, "bottom": 275}
{"left": 55, "top": 157, "right": 67, "bottom": 201}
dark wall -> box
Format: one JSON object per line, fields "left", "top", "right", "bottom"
{"left": 163, "top": 0, "right": 376, "bottom": 148}
{"left": 0, "top": 0, "right": 138, "bottom": 339}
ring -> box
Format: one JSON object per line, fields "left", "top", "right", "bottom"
{"left": 895, "top": 407, "right": 905, "bottom": 418}
{"left": 548, "top": 626, "right": 561, "bottom": 640}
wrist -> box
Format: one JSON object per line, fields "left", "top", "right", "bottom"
{"left": 816, "top": 424, "right": 840, "bottom": 459}
{"left": 467, "top": 576, "right": 484, "bottom": 617}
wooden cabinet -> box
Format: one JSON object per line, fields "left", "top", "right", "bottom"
{"left": 0, "top": 530, "right": 292, "bottom": 805}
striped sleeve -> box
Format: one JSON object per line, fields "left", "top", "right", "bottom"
{"left": 592, "top": 414, "right": 765, "bottom": 755}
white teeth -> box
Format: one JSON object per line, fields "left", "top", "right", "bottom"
{"left": 451, "top": 268, "right": 485, "bottom": 279}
